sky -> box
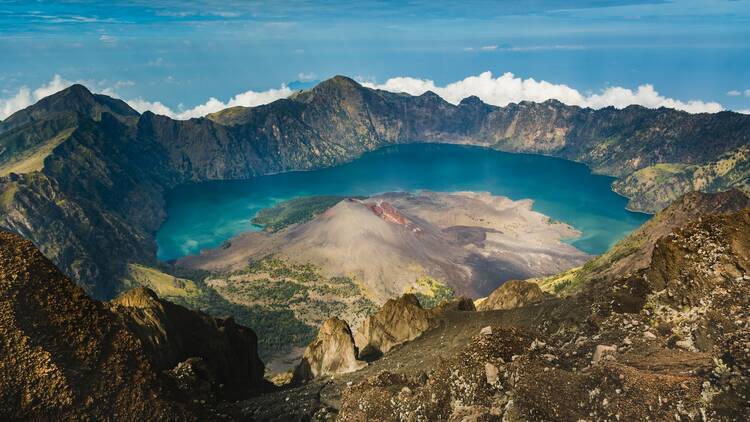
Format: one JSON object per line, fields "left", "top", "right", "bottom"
{"left": 1, "top": 0, "right": 750, "bottom": 119}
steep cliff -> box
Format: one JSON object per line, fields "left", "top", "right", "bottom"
{"left": 535, "top": 190, "right": 750, "bottom": 295}
{"left": 0, "top": 231, "right": 267, "bottom": 420}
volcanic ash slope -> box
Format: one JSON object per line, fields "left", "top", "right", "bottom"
{"left": 179, "top": 191, "right": 589, "bottom": 301}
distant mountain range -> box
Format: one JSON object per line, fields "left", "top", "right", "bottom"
{"left": 1, "top": 76, "right": 749, "bottom": 298}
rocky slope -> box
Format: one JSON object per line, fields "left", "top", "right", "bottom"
{"left": 0, "top": 230, "right": 267, "bottom": 420}
{"left": 534, "top": 189, "right": 750, "bottom": 295}
{"left": 230, "top": 191, "right": 750, "bottom": 421}
{"left": 1, "top": 76, "right": 749, "bottom": 301}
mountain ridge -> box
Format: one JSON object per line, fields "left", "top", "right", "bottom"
{"left": 0, "top": 78, "right": 749, "bottom": 298}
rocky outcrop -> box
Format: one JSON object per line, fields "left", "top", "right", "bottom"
{"left": 109, "top": 287, "right": 266, "bottom": 395}
{"left": 365, "top": 200, "right": 409, "bottom": 225}
{"left": 538, "top": 190, "right": 750, "bottom": 296}
{"left": 430, "top": 295, "right": 477, "bottom": 315}
{"left": 357, "top": 294, "right": 431, "bottom": 359}
{"left": 0, "top": 231, "right": 191, "bottom": 420}
{"left": 0, "top": 230, "right": 267, "bottom": 419}
{"left": 477, "top": 280, "right": 550, "bottom": 311}
{"left": 613, "top": 147, "right": 750, "bottom": 212}
{"left": 293, "top": 318, "right": 367, "bottom": 383}
{"left": 335, "top": 206, "right": 750, "bottom": 422}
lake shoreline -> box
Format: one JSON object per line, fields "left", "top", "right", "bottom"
{"left": 156, "top": 143, "right": 651, "bottom": 261}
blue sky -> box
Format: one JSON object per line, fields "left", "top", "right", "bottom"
{"left": 1, "top": 0, "right": 749, "bottom": 118}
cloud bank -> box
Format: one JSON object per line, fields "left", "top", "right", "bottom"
{"left": 0, "top": 75, "right": 294, "bottom": 120}
{"left": 362, "top": 71, "right": 724, "bottom": 114}
{"left": 126, "top": 85, "right": 294, "bottom": 120}
{"left": 1, "top": 75, "right": 74, "bottom": 120}
{"left": 1, "top": 71, "right": 744, "bottom": 121}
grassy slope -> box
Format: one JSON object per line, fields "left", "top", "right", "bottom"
{"left": 613, "top": 147, "right": 750, "bottom": 212}
{"left": 0, "top": 127, "right": 76, "bottom": 176}
{"left": 404, "top": 276, "right": 455, "bottom": 309}
{"left": 121, "top": 262, "right": 315, "bottom": 358}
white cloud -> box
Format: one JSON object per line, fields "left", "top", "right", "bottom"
{"left": 99, "top": 34, "right": 117, "bottom": 44}
{"left": 0, "top": 74, "right": 293, "bottom": 121}
{"left": 363, "top": 71, "right": 725, "bottom": 114}
{"left": 738, "top": 109, "right": 750, "bottom": 115}
{"left": 1, "top": 72, "right": 742, "bottom": 122}
{"left": 124, "top": 98, "right": 175, "bottom": 117}
{"left": 727, "top": 90, "right": 742, "bottom": 96}
{"left": 480, "top": 45, "right": 498, "bottom": 51}
{"left": 297, "top": 72, "right": 317, "bottom": 82}
{"left": 745, "top": 89, "right": 750, "bottom": 98}
{"left": 126, "top": 85, "right": 294, "bottom": 119}
{"left": 0, "top": 74, "right": 74, "bottom": 119}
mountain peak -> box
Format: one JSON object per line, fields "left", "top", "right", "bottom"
{"left": 326, "top": 75, "right": 361, "bottom": 87}
{"left": 0, "top": 83, "right": 138, "bottom": 132}
{"left": 309, "top": 75, "right": 363, "bottom": 93}
{"left": 459, "top": 95, "right": 484, "bottom": 106}
{"left": 62, "top": 83, "right": 94, "bottom": 97}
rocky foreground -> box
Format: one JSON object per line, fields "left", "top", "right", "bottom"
{"left": 231, "top": 191, "right": 750, "bottom": 421}
{"left": 1, "top": 191, "right": 749, "bottom": 421}
{"left": 0, "top": 231, "right": 268, "bottom": 420}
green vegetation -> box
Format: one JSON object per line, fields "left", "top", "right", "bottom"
{"left": 251, "top": 195, "right": 353, "bottom": 232}
{"left": 188, "top": 290, "right": 316, "bottom": 356}
{"left": 121, "top": 262, "right": 315, "bottom": 358}
{"left": 236, "top": 256, "right": 377, "bottom": 311}
{"left": 406, "top": 277, "right": 455, "bottom": 308}
{"left": 123, "top": 263, "right": 202, "bottom": 298}
{"left": 533, "top": 266, "right": 584, "bottom": 296}
{"left": 244, "top": 256, "right": 323, "bottom": 282}
{"left": 206, "top": 256, "right": 378, "bottom": 357}
{"left": 0, "top": 182, "right": 19, "bottom": 210}
{"left": 223, "top": 279, "right": 308, "bottom": 304}
{"left": 0, "top": 126, "right": 76, "bottom": 176}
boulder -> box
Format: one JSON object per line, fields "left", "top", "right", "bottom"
{"left": 358, "top": 294, "right": 431, "bottom": 359}
{"left": 293, "top": 318, "right": 367, "bottom": 383}
{"left": 430, "top": 296, "right": 477, "bottom": 316}
{"left": 592, "top": 345, "right": 617, "bottom": 364}
{"left": 166, "top": 357, "right": 216, "bottom": 402}
{"left": 477, "top": 280, "right": 550, "bottom": 311}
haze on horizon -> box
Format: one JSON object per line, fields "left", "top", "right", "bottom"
{"left": 1, "top": 0, "right": 749, "bottom": 118}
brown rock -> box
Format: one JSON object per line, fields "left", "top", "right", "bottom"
{"left": 357, "top": 294, "right": 431, "bottom": 359}
{"left": 293, "top": 318, "right": 367, "bottom": 383}
{"left": 109, "top": 287, "right": 266, "bottom": 395}
{"left": 0, "top": 230, "right": 268, "bottom": 420}
{"left": 592, "top": 345, "right": 617, "bottom": 364}
{"left": 430, "top": 295, "right": 477, "bottom": 316}
{"left": 0, "top": 231, "right": 191, "bottom": 420}
{"left": 477, "top": 280, "right": 550, "bottom": 311}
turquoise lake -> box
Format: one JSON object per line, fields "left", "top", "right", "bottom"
{"left": 156, "top": 143, "right": 651, "bottom": 261}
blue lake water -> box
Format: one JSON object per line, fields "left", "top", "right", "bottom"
{"left": 156, "top": 143, "right": 651, "bottom": 261}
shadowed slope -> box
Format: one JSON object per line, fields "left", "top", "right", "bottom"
{"left": 0, "top": 230, "right": 268, "bottom": 419}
